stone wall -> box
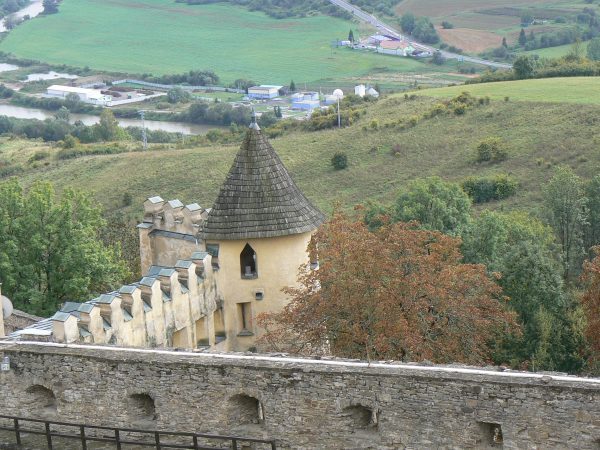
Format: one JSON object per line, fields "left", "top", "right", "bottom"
{"left": 3, "top": 310, "right": 42, "bottom": 336}
{"left": 0, "top": 342, "right": 599, "bottom": 449}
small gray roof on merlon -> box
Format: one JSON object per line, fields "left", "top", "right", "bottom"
{"left": 200, "top": 124, "right": 325, "bottom": 240}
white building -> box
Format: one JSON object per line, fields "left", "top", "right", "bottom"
{"left": 248, "top": 85, "right": 283, "bottom": 99}
{"left": 46, "top": 85, "right": 112, "bottom": 106}
{"left": 355, "top": 84, "right": 366, "bottom": 97}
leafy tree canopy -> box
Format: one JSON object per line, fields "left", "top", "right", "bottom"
{"left": 259, "top": 212, "right": 519, "bottom": 364}
{"left": 0, "top": 179, "right": 128, "bottom": 316}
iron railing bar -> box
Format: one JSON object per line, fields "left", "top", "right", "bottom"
{"left": 13, "top": 418, "right": 21, "bottom": 446}
{"left": 0, "top": 415, "right": 277, "bottom": 448}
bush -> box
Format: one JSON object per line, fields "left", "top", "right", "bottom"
{"left": 462, "top": 174, "right": 518, "bottom": 203}
{"left": 331, "top": 152, "right": 348, "bottom": 170}
{"left": 476, "top": 137, "right": 508, "bottom": 162}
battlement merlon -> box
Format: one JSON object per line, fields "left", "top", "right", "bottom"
{"left": 139, "top": 196, "right": 208, "bottom": 273}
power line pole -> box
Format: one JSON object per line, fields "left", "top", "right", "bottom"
{"left": 139, "top": 110, "right": 148, "bottom": 150}
{"left": 337, "top": 97, "right": 341, "bottom": 129}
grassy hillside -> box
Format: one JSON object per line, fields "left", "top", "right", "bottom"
{"left": 418, "top": 77, "right": 600, "bottom": 104}
{"left": 4, "top": 81, "right": 600, "bottom": 220}
{"left": 0, "top": 0, "right": 462, "bottom": 87}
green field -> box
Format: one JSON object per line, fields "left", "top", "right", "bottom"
{"left": 396, "top": 0, "right": 588, "bottom": 52}
{"left": 5, "top": 79, "right": 600, "bottom": 219}
{"left": 523, "top": 41, "right": 587, "bottom": 59}
{"left": 418, "top": 77, "right": 600, "bottom": 104}
{"left": 0, "top": 0, "right": 459, "bottom": 86}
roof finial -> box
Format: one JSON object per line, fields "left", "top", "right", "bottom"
{"left": 249, "top": 108, "right": 260, "bottom": 131}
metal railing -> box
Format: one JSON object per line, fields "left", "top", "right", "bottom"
{"left": 0, "top": 415, "right": 277, "bottom": 449}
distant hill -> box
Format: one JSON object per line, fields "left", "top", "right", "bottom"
{"left": 5, "top": 78, "right": 600, "bottom": 219}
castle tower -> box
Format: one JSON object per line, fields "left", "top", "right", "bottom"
{"left": 201, "top": 117, "right": 325, "bottom": 351}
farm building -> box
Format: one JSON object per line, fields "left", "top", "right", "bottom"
{"left": 323, "top": 89, "right": 344, "bottom": 105}
{"left": 291, "top": 92, "right": 320, "bottom": 111}
{"left": 355, "top": 84, "right": 366, "bottom": 97}
{"left": 46, "top": 85, "right": 112, "bottom": 106}
{"left": 377, "top": 40, "right": 415, "bottom": 57}
{"left": 248, "top": 85, "right": 283, "bottom": 99}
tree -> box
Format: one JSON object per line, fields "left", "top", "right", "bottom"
{"left": 581, "top": 248, "right": 600, "bottom": 369}
{"left": 543, "top": 166, "right": 587, "bottom": 281}
{"left": 42, "top": 0, "right": 59, "bottom": 14}
{"left": 3, "top": 14, "right": 20, "bottom": 30}
{"left": 54, "top": 106, "right": 70, "bottom": 122}
{"left": 412, "top": 17, "right": 439, "bottom": 44}
{"left": 399, "top": 13, "right": 415, "bottom": 34}
{"left": 289, "top": 80, "right": 296, "bottom": 92}
{"left": 518, "top": 28, "right": 527, "bottom": 46}
{"left": 587, "top": 37, "right": 600, "bottom": 60}
{"left": 259, "top": 212, "right": 518, "bottom": 363}
{"left": 394, "top": 177, "right": 472, "bottom": 235}
{"left": 96, "top": 109, "right": 127, "bottom": 141}
{"left": 0, "top": 179, "right": 128, "bottom": 316}
{"left": 462, "top": 211, "right": 585, "bottom": 372}
{"left": 432, "top": 50, "right": 445, "bottom": 65}
{"left": 502, "top": 37, "right": 508, "bottom": 48}
{"left": 348, "top": 29, "right": 354, "bottom": 42}
{"left": 64, "top": 92, "right": 82, "bottom": 111}
{"left": 513, "top": 55, "right": 536, "bottom": 79}
{"left": 584, "top": 175, "right": 600, "bottom": 255}
{"left": 167, "top": 86, "right": 192, "bottom": 104}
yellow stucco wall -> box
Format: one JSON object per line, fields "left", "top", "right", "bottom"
{"left": 210, "top": 231, "right": 312, "bottom": 352}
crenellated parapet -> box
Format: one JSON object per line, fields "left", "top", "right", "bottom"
{"left": 43, "top": 252, "right": 223, "bottom": 350}
{"left": 138, "top": 196, "right": 209, "bottom": 273}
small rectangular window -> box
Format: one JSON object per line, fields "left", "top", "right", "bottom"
{"left": 237, "top": 302, "right": 253, "bottom": 336}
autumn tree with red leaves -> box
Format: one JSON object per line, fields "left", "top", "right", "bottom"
{"left": 259, "top": 212, "right": 519, "bottom": 364}
{"left": 580, "top": 247, "right": 600, "bottom": 367}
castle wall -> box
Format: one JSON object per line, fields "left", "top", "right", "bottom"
{"left": 210, "top": 231, "right": 312, "bottom": 352}
{"left": 0, "top": 342, "right": 598, "bottom": 449}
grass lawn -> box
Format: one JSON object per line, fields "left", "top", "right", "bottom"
{"left": 417, "top": 77, "right": 600, "bottom": 105}
{"left": 0, "top": 0, "right": 449, "bottom": 86}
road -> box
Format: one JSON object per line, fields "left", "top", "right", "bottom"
{"left": 328, "top": 0, "right": 512, "bottom": 70}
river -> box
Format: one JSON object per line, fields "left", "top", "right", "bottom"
{"left": 0, "top": 0, "right": 44, "bottom": 33}
{"left": 0, "top": 104, "right": 221, "bottom": 135}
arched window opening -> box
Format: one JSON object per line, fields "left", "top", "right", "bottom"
{"left": 342, "top": 404, "right": 377, "bottom": 431}
{"left": 477, "top": 422, "right": 503, "bottom": 447}
{"left": 240, "top": 244, "right": 257, "bottom": 279}
{"left": 128, "top": 393, "right": 157, "bottom": 424}
{"left": 228, "top": 394, "right": 264, "bottom": 426}
{"left": 25, "top": 385, "right": 57, "bottom": 415}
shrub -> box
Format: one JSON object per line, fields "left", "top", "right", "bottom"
{"left": 122, "top": 192, "right": 133, "bottom": 207}
{"left": 29, "top": 150, "right": 49, "bottom": 162}
{"left": 462, "top": 174, "right": 518, "bottom": 203}
{"left": 476, "top": 137, "right": 508, "bottom": 163}
{"left": 331, "top": 152, "right": 348, "bottom": 170}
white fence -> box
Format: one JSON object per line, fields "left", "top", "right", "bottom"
{"left": 112, "top": 79, "right": 245, "bottom": 94}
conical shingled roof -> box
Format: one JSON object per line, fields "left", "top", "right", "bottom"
{"left": 200, "top": 124, "right": 325, "bottom": 240}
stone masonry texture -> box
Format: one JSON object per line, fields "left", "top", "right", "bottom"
{"left": 0, "top": 342, "right": 599, "bottom": 449}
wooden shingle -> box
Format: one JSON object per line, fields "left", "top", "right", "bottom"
{"left": 200, "top": 125, "right": 325, "bottom": 240}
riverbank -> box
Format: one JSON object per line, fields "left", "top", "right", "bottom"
{"left": 0, "top": 103, "right": 223, "bottom": 135}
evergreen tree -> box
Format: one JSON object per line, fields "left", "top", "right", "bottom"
{"left": 502, "top": 37, "right": 508, "bottom": 48}
{"left": 518, "top": 28, "right": 527, "bottom": 46}
{"left": 289, "top": 80, "right": 296, "bottom": 92}
{"left": 348, "top": 29, "right": 354, "bottom": 42}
